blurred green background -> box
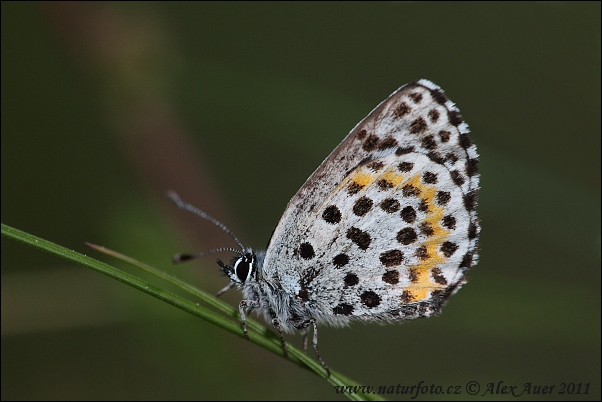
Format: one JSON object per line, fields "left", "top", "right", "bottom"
{"left": 2, "top": 2, "right": 600, "bottom": 400}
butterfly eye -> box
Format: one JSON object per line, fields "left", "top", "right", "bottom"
{"left": 234, "top": 255, "right": 254, "bottom": 283}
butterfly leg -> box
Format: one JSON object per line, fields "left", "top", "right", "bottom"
{"left": 269, "top": 310, "right": 288, "bottom": 357}
{"left": 239, "top": 299, "right": 260, "bottom": 340}
{"left": 216, "top": 282, "right": 235, "bottom": 297}
{"left": 302, "top": 318, "right": 330, "bottom": 378}
{"left": 301, "top": 328, "right": 309, "bottom": 353}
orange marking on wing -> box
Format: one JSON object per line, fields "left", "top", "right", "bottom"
{"left": 402, "top": 174, "right": 450, "bottom": 302}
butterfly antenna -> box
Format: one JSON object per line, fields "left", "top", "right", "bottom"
{"left": 167, "top": 190, "right": 246, "bottom": 252}
{"left": 173, "top": 247, "right": 243, "bottom": 264}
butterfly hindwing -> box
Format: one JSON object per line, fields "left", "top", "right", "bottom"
{"left": 261, "top": 79, "right": 479, "bottom": 325}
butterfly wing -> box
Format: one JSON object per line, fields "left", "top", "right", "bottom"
{"left": 261, "top": 79, "right": 479, "bottom": 324}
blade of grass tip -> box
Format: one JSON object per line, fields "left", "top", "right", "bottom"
{"left": 84, "top": 243, "right": 235, "bottom": 312}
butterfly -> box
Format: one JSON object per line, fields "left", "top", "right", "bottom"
{"left": 170, "top": 79, "right": 480, "bottom": 376}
